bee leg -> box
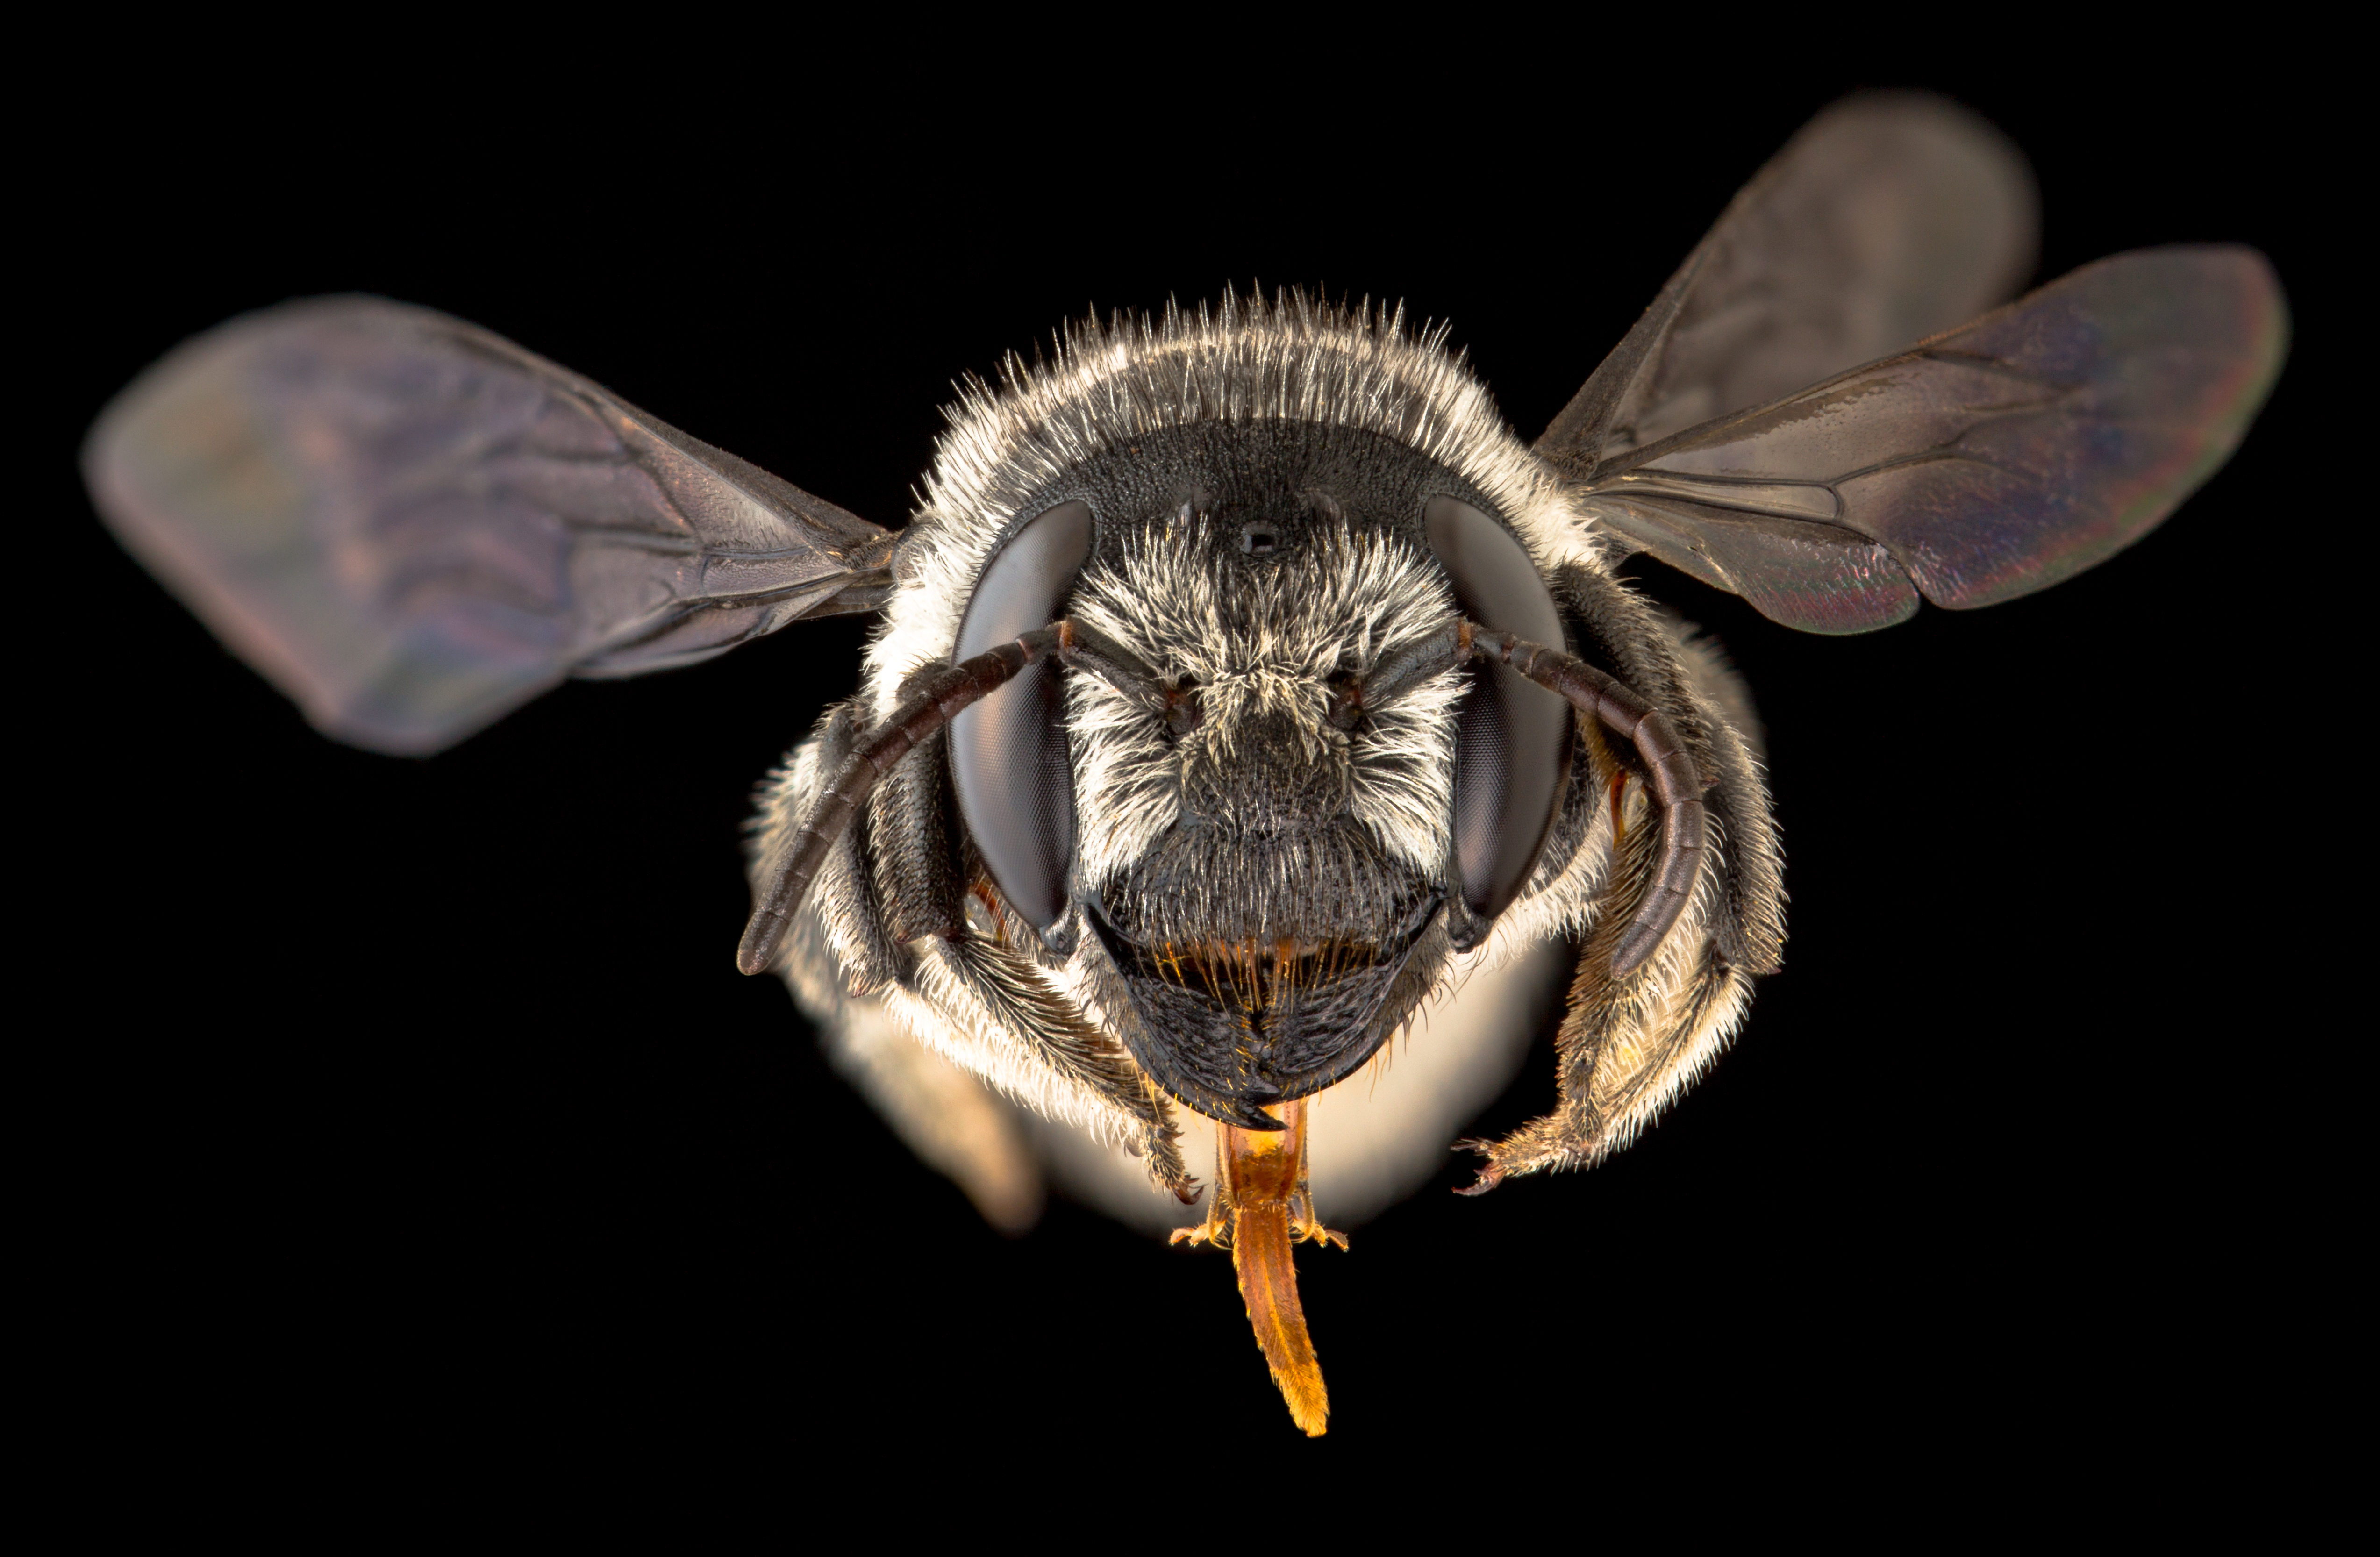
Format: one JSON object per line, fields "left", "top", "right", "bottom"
{"left": 1458, "top": 791, "right": 1752, "bottom": 1192}
{"left": 755, "top": 699, "right": 1186, "bottom": 1219}
{"left": 929, "top": 930, "right": 1198, "bottom": 1200}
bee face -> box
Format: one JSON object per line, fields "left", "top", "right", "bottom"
{"left": 1058, "top": 427, "right": 1471, "bottom": 1118}
{"left": 886, "top": 413, "right": 1588, "bottom": 1124}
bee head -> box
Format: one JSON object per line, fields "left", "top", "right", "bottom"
{"left": 878, "top": 296, "right": 1584, "bottom": 1127}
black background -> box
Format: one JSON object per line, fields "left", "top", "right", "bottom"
{"left": 39, "top": 37, "right": 2331, "bottom": 1511}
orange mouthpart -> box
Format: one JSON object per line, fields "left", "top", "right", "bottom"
{"left": 1171, "top": 1097, "right": 1345, "bottom": 1436}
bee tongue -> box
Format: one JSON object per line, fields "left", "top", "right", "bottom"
{"left": 1173, "top": 1099, "right": 1345, "bottom": 1436}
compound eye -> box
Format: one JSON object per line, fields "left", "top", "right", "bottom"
{"left": 949, "top": 500, "right": 1094, "bottom": 928}
{"left": 1424, "top": 496, "right": 1573, "bottom": 924}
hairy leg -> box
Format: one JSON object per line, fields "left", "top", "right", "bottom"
{"left": 1462, "top": 784, "right": 1751, "bottom": 1191}
{"left": 754, "top": 703, "right": 1193, "bottom": 1209}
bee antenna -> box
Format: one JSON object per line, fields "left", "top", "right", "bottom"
{"left": 1345, "top": 618, "right": 1708, "bottom": 977}
{"left": 1470, "top": 624, "right": 1708, "bottom": 976}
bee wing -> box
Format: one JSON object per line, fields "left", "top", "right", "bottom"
{"left": 1538, "top": 92, "right": 2038, "bottom": 469}
{"left": 85, "top": 297, "right": 897, "bottom": 754}
{"left": 1566, "top": 247, "right": 2288, "bottom": 632}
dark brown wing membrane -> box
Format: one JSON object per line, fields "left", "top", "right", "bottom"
{"left": 1569, "top": 247, "right": 2288, "bottom": 633}
{"left": 1539, "top": 93, "right": 2037, "bottom": 471}
{"left": 84, "top": 297, "right": 896, "bottom": 754}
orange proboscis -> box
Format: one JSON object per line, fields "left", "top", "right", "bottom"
{"left": 1224, "top": 1100, "right": 1330, "bottom": 1436}
{"left": 1168, "top": 1097, "right": 1344, "bottom": 1433}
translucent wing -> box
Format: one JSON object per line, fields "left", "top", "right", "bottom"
{"left": 85, "top": 297, "right": 897, "bottom": 754}
{"left": 1569, "top": 247, "right": 2288, "bottom": 632}
{"left": 1539, "top": 92, "right": 2038, "bottom": 469}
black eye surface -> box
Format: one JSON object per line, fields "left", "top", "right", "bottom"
{"left": 949, "top": 500, "right": 1093, "bottom": 928}
{"left": 1424, "top": 495, "right": 1573, "bottom": 924}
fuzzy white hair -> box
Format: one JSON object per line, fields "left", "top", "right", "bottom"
{"left": 1065, "top": 520, "right": 1464, "bottom": 888}
{"left": 859, "top": 288, "right": 1613, "bottom": 723}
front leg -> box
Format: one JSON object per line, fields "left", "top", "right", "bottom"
{"left": 1461, "top": 784, "right": 1753, "bottom": 1192}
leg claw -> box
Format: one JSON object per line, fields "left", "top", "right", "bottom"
{"left": 1453, "top": 1168, "right": 1505, "bottom": 1198}
{"left": 1450, "top": 1137, "right": 1506, "bottom": 1196}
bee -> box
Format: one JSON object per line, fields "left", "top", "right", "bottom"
{"left": 83, "top": 93, "right": 2284, "bottom": 1436}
